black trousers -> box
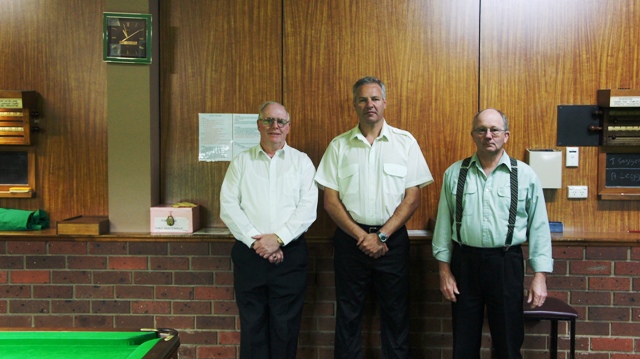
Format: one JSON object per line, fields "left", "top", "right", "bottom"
{"left": 450, "top": 243, "right": 525, "bottom": 359}
{"left": 333, "top": 225, "right": 410, "bottom": 359}
{"left": 231, "top": 236, "right": 307, "bottom": 359}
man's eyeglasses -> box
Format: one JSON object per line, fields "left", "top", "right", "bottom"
{"left": 258, "top": 117, "right": 290, "bottom": 128}
{"left": 473, "top": 127, "right": 506, "bottom": 136}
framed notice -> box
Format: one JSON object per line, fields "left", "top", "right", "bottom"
{"left": 0, "top": 147, "right": 36, "bottom": 198}
{"left": 598, "top": 147, "right": 640, "bottom": 200}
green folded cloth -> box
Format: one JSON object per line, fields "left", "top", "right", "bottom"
{"left": 0, "top": 208, "right": 50, "bottom": 230}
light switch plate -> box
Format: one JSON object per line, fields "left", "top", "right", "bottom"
{"left": 566, "top": 147, "right": 579, "bottom": 167}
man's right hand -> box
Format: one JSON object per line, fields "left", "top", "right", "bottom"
{"left": 357, "top": 233, "right": 389, "bottom": 258}
{"left": 438, "top": 261, "right": 460, "bottom": 302}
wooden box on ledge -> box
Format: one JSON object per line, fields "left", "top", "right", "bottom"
{"left": 57, "top": 216, "right": 110, "bottom": 235}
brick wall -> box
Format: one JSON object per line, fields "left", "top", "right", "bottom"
{"left": 0, "top": 239, "right": 638, "bottom": 358}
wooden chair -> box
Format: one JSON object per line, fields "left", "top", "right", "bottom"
{"left": 523, "top": 297, "right": 578, "bottom": 359}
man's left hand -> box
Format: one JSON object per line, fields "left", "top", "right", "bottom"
{"left": 252, "top": 233, "right": 281, "bottom": 259}
{"left": 268, "top": 248, "right": 284, "bottom": 264}
{"left": 527, "top": 272, "right": 548, "bottom": 308}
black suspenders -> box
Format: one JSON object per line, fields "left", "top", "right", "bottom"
{"left": 455, "top": 157, "right": 518, "bottom": 249}
{"left": 454, "top": 157, "right": 472, "bottom": 245}
{"left": 505, "top": 157, "right": 518, "bottom": 248}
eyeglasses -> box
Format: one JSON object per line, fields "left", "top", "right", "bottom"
{"left": 258, "top": 117, "right": 290, "bottom": 128}
{"left": 473, "top": 127, "right": 506, "bottom": 136}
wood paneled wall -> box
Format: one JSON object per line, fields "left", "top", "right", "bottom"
{"left": 0, "top": 0, "right": 108, "bottom": 224}
{"left": 160, "top": 0, "right": 640, "bottom": 236}
{"left": 480, "top": 0, "right": 640, "bottom": 233}
{"left": 282, "top": 0, "right": 479, "bottom": 235}
{"left": 160, "top": 0, "right": 481, "bottom": 236}
{"left": 159, "top": 0, "right": 283, "bottom": 228}
{"left": 1, "top": 0, "right": 639, "bottom": 236}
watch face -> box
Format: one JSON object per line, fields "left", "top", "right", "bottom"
{"left": 103, "top": 13, "right": 152, "bottom": 64}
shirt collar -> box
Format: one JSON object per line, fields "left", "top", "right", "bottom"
{"left": 350, "top": 120, "right": 390, "bottom": 142}
{"left": 470, "top": 150, "right": 513, "bottom": 171}
{"left": 255, "top": 142, "right": 289, "bottom": 159}
{"left": 498, "top": 150, "right": 513, "bottom": 171}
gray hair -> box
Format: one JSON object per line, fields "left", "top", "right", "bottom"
{"left": 258, "top": 101, "right": 290, "bottom": 120}
{"left": 352, "top": 77, "right": 386, "bottom": 103}
{"left": 473, "top": 108, "right": 509, "bottom": 131}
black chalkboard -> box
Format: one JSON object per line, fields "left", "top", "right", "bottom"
{"left": 0, "top": 150, "right": 29, "bottom": 185}
{"left": 605, "top": 153, "right": 640, "bottom": 187}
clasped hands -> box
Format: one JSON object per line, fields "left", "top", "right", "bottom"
{"left": 252, "top": 233, "right": 283, "bottom": 264}
{"left": 357, "top": 232, "right": 388, "bottom": 258}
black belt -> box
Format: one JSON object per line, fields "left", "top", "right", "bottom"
{"left": 454, "top": 240, "right": 520, "bottom": 253}
{"left": 357, "top": 223, "right": 383, "bottom": 234}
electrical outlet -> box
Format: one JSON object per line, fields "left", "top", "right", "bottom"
{"left": 568, "top": 185, "right": 588, "bottom": 199}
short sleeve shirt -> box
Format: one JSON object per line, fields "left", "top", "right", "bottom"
{"left": 314, "top": 121, "right": 433, "bottom": 225}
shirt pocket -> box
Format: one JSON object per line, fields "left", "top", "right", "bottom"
{"left": 452, "top": 184, "right": 477, "bottom": 216}
{"left": 382, "top": 163, "right": 407, "bottom": 196}
{"left": 497, "top": 185, "right": 528, "bottom": 211}
{"left": 338, "top": 163, "right": 359, "bottom": 195}
{"left": 497, "top": 185, "right": 511, "bottom": 208}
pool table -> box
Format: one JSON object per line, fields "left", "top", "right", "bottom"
{"left": 0, "top": 328, "right": 180, "bottom": 359}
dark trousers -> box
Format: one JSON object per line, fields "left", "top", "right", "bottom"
{"left": 450, "top": 243, "right": 525, "bottom": 359}
{"left": 333, "top": 226, "right": 411, "bottom": 359}
{"left": 231, "top": 236, "right": 308, "bottom": 359}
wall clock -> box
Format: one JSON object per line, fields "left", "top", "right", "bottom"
{"left": 103, "top": 12, "right": 152, "bottom": 64}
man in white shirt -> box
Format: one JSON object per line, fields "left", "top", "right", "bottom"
{"left": 315, "top": 77, "right": 433, "bottom": 358}
{"left": 220, "top": 101, "right": 318, "bottom": 359}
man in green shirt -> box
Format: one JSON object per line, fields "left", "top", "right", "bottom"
{"left": 432, "top": 108, "right": 553, "bottom": 359}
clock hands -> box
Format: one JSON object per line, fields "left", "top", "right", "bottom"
{"left": 120, "top": 28, "right": 144, "bottom": 43}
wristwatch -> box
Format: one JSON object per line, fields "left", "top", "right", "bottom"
{"left": 275, "top": 235, "right": 284, "bottom": 246}
{"left": 377, "top": 231, "right": 388, "bottom": 243}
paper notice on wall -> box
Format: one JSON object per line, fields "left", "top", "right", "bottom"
{"left": 198, "top": 113, "right": 259, "bottom": 162}
{"left": 609, "top": 96, "right": 640, "bottom": 107}
{"left": 232, "top": 114, "right": 260, "bottom": 156}
{"left": 199, "top": 113, "right": 233, "bottom": 161}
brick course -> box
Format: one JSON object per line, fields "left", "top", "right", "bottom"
{"left": 0, "top": 240, "right": 638, "bottom": 358}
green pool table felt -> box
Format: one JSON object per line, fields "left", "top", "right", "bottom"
{"left": 0, "top": 331, "right": 162, "bottom": 359}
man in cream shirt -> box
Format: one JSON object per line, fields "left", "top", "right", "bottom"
{"left": 315, "top": 77, "right": 433, "bottom": 358}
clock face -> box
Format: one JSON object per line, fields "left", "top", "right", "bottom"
{"left": 103, "top": 13, "right": 152, "bottom": 64}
